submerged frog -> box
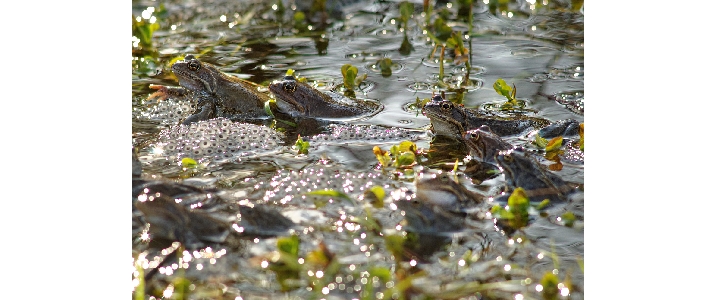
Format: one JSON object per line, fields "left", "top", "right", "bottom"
{"left": 422, "top": 95, "right": 550, "bottom": 139}
{"left": 494, "top": 147, "right": 575, "bottom": 205}
{"left": 148, "top": 55, "right": 271, "bottom": 125}
{"left": 135, "top": 193, "right": 230, "bottom": 249}
{"left": 462, "top": 125, "right": 514, "bottom": 163}
{"left": 268, "top": 74, "right": 382, "bottom": 119}
{"left": 394, "top": 175, "right": 486, "bottom": 261}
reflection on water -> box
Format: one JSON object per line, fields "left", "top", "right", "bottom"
{"left": 132, "top": 0, "right": 583, "bottom": 299}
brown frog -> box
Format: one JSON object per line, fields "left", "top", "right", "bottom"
{"left": 462, "top": 125, "right": 514, "bottom": 163}
{"left": 494, "top": 147, "right": 575, "bottom": 205}
{"left": 148, "top": 55, "right": 271, "bottom": 125}
{"left": 422, "top": 95, "right": 550, "bottom": 139}
{"left": 268, "top": 74, "right": 382, "bottom": 119}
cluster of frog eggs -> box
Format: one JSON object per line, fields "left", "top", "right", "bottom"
{"left": 308, "top": 124, "right": 422, "bottom": 146}
{"left": 259, "top": 165, "right": 391, "bottom": 205}
{"left": 134, "top": 99, "right": 195, "bottom": 125}
{"left": 147, "top": 118, "right": 284, "bottom": 163}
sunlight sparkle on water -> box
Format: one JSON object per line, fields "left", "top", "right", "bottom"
{"left": 561, "top": 287, "right": 569, "bottom": 296}
{"left": 536, "top": 284, "right": 543, "bottom": 292}
{"left": 141, "top": 7, "right": 154, "bottom": 20}
{"left": 515, "top": 294, "right": 523, "bottom": 300}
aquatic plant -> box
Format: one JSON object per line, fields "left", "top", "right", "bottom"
{"left": 534, "top": 135, "right": 565, "bottom": 170}
{"left": 340, "top": 64, "right": 368, "bottom": 97}
{"left": 294, "top": 135, "right": 310, "bottom": 155}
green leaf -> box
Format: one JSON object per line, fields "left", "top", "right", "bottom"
{"left": 341, "top": 64, "right": 358, "bottom": 90}
{"left": 493, "top": 78, "right": 514, "bottom": 100}
{"left": 181, "top": 157, "right": 198, "bottom": 169}
{"left": 399, "top": 1, "right": 413, "bottom": 25}
{"left": 369, "top": 266, "right": 392, "bottom": 282}
{"left": 396, "top": 152, "right": 416, "bottom": 167}
{"left": 379, "top": 58, "right": 393, "bottom": 77}
{"left": 397, "top": 140, "right": 417, "bottom": 153}
{"left": 373, "top": 146, "right": 391, "bottom": 168}
{"left": 545, "top": 136, "right": 563, "bottom": 152}
{"left": 540, "top": 271, "right": 560, "bottom": 300}
{"left": 264, "top": 98, "right": 276, "bottom": 118}
{"left": 561, "top": 211, "right": 576, "bottom": 227}
{"left": 277, "top": 235, "right": 300, "bottom": 256}
{"left": 294, "top": 135, "right": 310, "bottom": 155}
{"left": 305, "top": 189, "right": 356, "bottom": 205}
{"left": 534, "top": 134, "right": 549, "bottom": 148}
{"left": 366, "top": 186, "right": 386, "bottom": 208}
{"left": 536, "top": 199, "right": 551, "bottom": 210}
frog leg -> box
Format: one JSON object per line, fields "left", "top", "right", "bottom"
{"left": 147, "top": 84, "right": 189, "bottom": 101}
{"left": 182, "top": 94, "right": 216, "bottom": 125}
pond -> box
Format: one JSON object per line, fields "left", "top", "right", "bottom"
{"left": 131, "top": 0, "right": 584, "bottom": 299}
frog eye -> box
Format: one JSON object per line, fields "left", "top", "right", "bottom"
{"left": 188, "top": 60, "right": 201, "bottom": 71}
{"left": 441, "top": 102, "right": 452, "bottom": 109}
{"left": 470, "top": 132, "right": 479, "bottom": 139}
{"left": 503, "top": 154, "right": 513, "bottom": 163}
{"left": 283, "top": 81, "right": 296, "bottom": 93}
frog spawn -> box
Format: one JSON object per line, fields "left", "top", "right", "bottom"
{"left": 140, "top": 118, "right": 284, "bottom": 165}
{"left": 253, "top": 164, "right": 395, "bottom": 206}
{"left": 308, "top": 124, "right": 425, "bottom": 147}
{"left": 134, "top": 98, "right": 195, "bottom": 125}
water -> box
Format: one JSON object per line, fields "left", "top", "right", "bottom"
{"left": 132, "top": 0, "right": 584, "bottom": 299}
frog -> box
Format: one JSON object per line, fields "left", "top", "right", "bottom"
{"left": 494, "top": 147, "right": 575, "bottom": 205}
{"left": 537, "top": 118, "right": 581, "bottom": 139}
{"left": 268, "top": 74, "right": 382, "bottom": 119}
{"left": 422, "top": 95, "right": 551, "bottom": 139}
{"left": 414, "top": 174, "right": 484, "bottom": 213}
{"left": 394, "top": 174, "right": 486, "bottom": 261}
{"left": 135, "top": 193, "right": 230, "bottom": 250}
{"left": 462, "top": 125, "right": 514, "bottom": 163}
{"left": 148, "top": 55, "right": 271, "bottom": 125}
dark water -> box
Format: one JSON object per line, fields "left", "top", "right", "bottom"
{"left": 132, "top": 0, "right": 584, "bottom": 299}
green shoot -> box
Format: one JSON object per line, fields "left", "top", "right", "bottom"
{"left": 294, "top": 135, "right": 310, "bottom": 155}
{"left": 379, "top": 58, "right": 393, "bottom": 77}
{"left": 340, "top": 64, "right": 367, "bottom": 93}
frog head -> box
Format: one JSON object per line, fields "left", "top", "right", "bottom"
{"left": 268, "top": 75, "right": 335, "bottom": 117}
{"left": 462, "top": 125, "right": 511, "bottom": 162}
{"left": 421, "top": 96, "right": 469, "bottom": 138}
{"left": 172, "top": 55, "right": 221, "bottom": 95}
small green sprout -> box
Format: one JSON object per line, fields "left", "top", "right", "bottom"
{"left": 491, "top": 187, "right": 531, "bottom": 230}
{"left": 364, "top": 186, "right": 386, "bottom": 208}
{"left": 341, "top": 64, "right": 367, "bottom": 93}
{"left": 132, "top": 15, "right": 160, "bottom": 50}
{"left": 561, "top": 211, "right": 576, "bottom": 227}
{"left": 540, "top": 271, "right": 560, "bottom": 300}
{"left": 493, "top": 78, "right": 522, "bottom": 109}
{"left": 268, "top": 235, "right": 302, "bottom": 292}
{"left": 294, "top": 135, "right": 310, "bottom": 155}
{"left": 378, "top": 57, "right": 393, "bottom": 77}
